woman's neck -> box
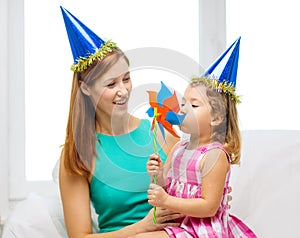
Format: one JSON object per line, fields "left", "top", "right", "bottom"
{"left": 96, "top": 113, "right": 138, "bottom": 135}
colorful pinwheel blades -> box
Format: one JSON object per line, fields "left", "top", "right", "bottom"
{"left": 146, "top": 81, "right": 185, "bottom": 224}
{"left": 146, "top": 81, "right": 185, "bottom": 138}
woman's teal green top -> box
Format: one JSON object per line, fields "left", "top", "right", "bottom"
{"left": 90, "top": 119, "right": 167, "bottom": 233}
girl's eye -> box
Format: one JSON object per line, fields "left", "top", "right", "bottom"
{"left": 107, "top": 82, "right": 115, "bottom": 87}
{"left": 192, "top": 105, "right": 199, "bottom": 108}
{"left": 123, "top": 77, "right": 130, "bottom": 82}
{"left": 181, "top": 103, "right": 185, "bottom": 107}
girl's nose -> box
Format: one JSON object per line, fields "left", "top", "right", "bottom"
{"left": 180, "top": 105, "right": 186, "bottom": 114}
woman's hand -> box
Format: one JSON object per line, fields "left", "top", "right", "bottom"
{"left": 147, "top": 183, "right": 169, "bottom": 207}
{"left": 138, "top": 207, "right": 182, "bottom": 232}
{"left": 146, "top": 154, "right": 163, "bottom": 179}
{"left": 227, "top": 186, "right": 233, "bottom": 209}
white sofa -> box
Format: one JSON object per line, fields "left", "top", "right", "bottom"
{"left": 230, "top": 130, "right": 300, "bottom": 237}
{"left": 2, "top": 130, "right": 300, "bottom": 237}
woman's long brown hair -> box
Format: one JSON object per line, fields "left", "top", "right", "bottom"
{"left": 62, "top": 48, "right": 129, "bottom": 177}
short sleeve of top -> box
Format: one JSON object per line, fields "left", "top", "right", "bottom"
{"left": 90, "top": 119, "right": 167, "bottom": 233}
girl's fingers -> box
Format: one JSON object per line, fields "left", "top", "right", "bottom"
{"left": 147, "top": 160, "right": 159, "bottom": 166}
{"left": 149, "top": 154, "right": 159, "bottom": 160}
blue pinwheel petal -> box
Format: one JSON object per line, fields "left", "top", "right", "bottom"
{"left": 158, "top": 122, "right": 166, "bottom": 140}
{"left": 166, "top": 111, "right": 186, "bottom": 125}
{"left": 146, "top": 107, "right": 154, "bottom": 117}
{"left": 157, "top": 81, "right": 172, "bottom": 106}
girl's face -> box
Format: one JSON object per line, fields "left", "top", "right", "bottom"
{"left": 180, "top": 85, "right": 212, "bottom": 136}
{"left": 84, "top": 56, "right": 132, "bottom": 118}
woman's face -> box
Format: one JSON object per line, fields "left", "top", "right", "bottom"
{"left": 86, "top": 56, "right": 132, "bottom": 119}
{"left": 180, "top": 85, "right": 212, "bottom": 136}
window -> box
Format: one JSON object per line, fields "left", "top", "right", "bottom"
{"left": 226, "top": 0, "right": 300, "bottom": 130}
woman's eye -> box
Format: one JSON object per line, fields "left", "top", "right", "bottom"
{"left": 123, "top": 77, "right": 130, "bottom": 82}
{"left": 181, "top": 103, "right": 185, "bottom": 107}
{"left": 192, "top": 105, "right": 199, "bottom": 108}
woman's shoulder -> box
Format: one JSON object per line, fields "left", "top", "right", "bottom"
{"left": 131, "top": 117, "right": 150, "bottom": 129}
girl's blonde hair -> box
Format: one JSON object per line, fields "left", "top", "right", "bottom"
{"left": 62, "top": 48, "right": 129, "bottom": 177}
{"left": 192, "top": 80, "right": 241, "bottom": 164}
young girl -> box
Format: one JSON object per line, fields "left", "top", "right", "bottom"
{"left": 131, "top": 38, "right": 257, "bottom": 237}
{"left": 59, "top": 7, "right": 183, "bottom": 237}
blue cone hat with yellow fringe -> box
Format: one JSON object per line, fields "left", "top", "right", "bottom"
{"left": 192, "top": 37, "right": 241, "bottom": 103}
{"left": 60, "top": 6, "right": 117, "bottom": 72}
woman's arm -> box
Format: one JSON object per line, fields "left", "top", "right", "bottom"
{"left": 59, "top": 156, "right": 180, "bottom": 238}
{"left": 148, "top": 149, "right": 229, "bottom": 218}
{"left": 59, "top": 155, "right": 94, "bottom": 237}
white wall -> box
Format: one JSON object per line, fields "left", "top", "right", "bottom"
{"left": 199, "top": 0, "right": 226, "bottom": 68}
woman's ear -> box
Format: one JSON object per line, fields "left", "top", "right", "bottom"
{"left": 80, "top": 81, "right": 91, "bottom": 96}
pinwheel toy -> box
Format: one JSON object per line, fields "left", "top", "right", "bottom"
{"left": 146, "top": 81, "right": 186, "bottom": 223}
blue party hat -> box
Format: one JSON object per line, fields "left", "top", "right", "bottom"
{"left": 205, "top": 37, "right": 240, "bottom": 88}
{"left": 193, "top": 37, "right": 241, "bottom": 103}
{"left": 60, "top": 6, "right": 117, "bottom": 72}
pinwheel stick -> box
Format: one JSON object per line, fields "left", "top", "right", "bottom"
{"left": 146, "top": 82, "right": 185, "bottom": 224}
{"left": 152, "top": 107, "right": 160, "bottom": 224}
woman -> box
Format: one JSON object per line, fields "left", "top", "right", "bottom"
{"left": 59, "top": 6, "right": 181, "bottom": 237}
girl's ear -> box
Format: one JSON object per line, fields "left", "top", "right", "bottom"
{"left": 80, "top": 81, "right": 91, "bottom": 96}
{"left": 211, "top": 115, "right": 224, "bottom": 126}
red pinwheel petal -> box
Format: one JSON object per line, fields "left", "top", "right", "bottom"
{"left": 147, "top": 84, "right": 181, "bottom": 138}
{"left": 163, "top": 92, "right": 180, "bottom": 113}
{"left": 147, "top": 91, "right": 158, "bottom": 107}
{"left": 161, "top": 120, "right": 180, "bottom": 138}
{"left": 151, "top": 119, "right": 155, "bottom": 130}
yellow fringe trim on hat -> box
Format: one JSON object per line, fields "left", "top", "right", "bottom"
{"left": 71, "top": 40, "right": 117, "bottom": 72}
{"left": 191, "top": 76, "right": 241, "bottom": 104}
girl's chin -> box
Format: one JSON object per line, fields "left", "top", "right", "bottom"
{"left": 179, "top": 126, "right": 187, "bottom": 133}
{"left": 179, "top": 125, "right": 188, "bottom": 134}
{"left": 179, "top": 125, "right": 196, "bottom": 135}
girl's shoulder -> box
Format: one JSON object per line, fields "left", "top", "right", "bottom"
{"left": 177, "top": 141, "right": 228, "bottom": 156}
{"left": 198, "top": 142, "right": 231, "bottom": 166}
{"left": 197, "top": 142, "right": 227, "bottom": 153}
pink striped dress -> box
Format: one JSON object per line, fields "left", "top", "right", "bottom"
{"left": 164, "top": 141, "right": 256, "bottom": 238}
